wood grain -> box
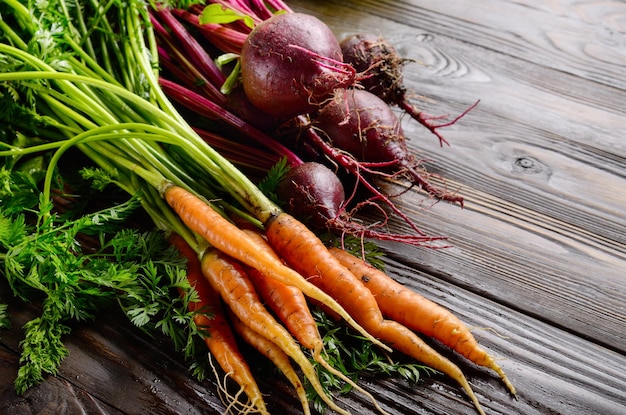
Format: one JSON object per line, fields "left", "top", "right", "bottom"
{"left": 2, "top": 0, "right": 625, "bottom": 414}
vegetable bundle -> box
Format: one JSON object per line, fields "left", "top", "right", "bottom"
{"left": 154, "top": 1, "right": 480, "bottom": 249}
{"left": 0, "top": 1, "right": 514, "bottom": 414}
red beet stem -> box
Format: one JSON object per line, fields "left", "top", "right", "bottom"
{"left": 152, "top": 8, "right": 227, "bottom": 88}
{"left": 160, "top": 78, "right": 303, "bottom": 167}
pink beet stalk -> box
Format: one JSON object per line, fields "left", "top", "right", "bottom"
{"left": 160, "top": 78, "right": 303, "bottom": 167}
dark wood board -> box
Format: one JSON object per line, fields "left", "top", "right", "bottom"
{"left": 1, "top": 0, "right": 625, "bottom": 414}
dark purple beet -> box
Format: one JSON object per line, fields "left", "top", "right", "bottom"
{"left": 275, "top": 159, "right": 450, "bottom": 246}
{"left": 340, "top": 33, "right": 406, "bottom": 103}
{"left": 276, "top": 162, "right": 345, "bottom": 229}
{"left": 240, "top": 13, "right": 355, "bottom": 117}
{"left": 315, "top": 88, "right": 407, "bottom": 164}
{"left": 314, "top": 89, "right": 463, "bottom": 205}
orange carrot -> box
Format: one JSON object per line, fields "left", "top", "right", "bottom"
{"left": 229, "top": 311, "right": 311, "bottom": 415}
{"left": 168, "top": 234, "right": 268, "bottom": 415}
{"left": 329, "top": 247, "right": 516, "bottom": 395}
{"left": 200, "top": 247, "right": 352, "bottom": 415}
{"left": 265, "top": 213, "right": 486, "bottom": 415}
{"left": 241, "top": 228, "right": 389, "bottom": 414}
{"left": 163, "top": 184, "right": 387, "bottom": 351}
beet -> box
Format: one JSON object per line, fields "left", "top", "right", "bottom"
{"left": 276, "top": 162, "right": 345, "bottom": 229}
{"left": 340, "top": 33, "right": 406, "bottom": 103}
{"left": 275, "top": 161, "right": 447, "bottom": 246}
{"left": 314, "top": 89, "right": 463, "bottom": 205}
{"left": 315, "top": 89, "right": 405, "bottom": 163}
{"left": 240, "top": 13, "right": 355, "bottom": 117}
{"left": 275, "top": 162, "right": 446, "bottom": 248}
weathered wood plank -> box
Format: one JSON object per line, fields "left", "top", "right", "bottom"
{"left": 2, "top": 0, "right": 625, "bottom": 414}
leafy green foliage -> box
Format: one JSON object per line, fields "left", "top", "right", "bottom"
{"left": 14, "top": 314, "right": 71, "bottom": 394}
{"left": 79, "top": 167, "right": 122, "bottom": 192}
{"left": 0, "top": 303, "right": 10, "bottom": 329}
{"left": 216, "top": 53, "right": 242, "bottom": 95}
{"left": 0, "top": 165, "right": 203, "bottom": 394}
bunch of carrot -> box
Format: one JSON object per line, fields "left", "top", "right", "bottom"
{"left": 0, "top": 1, "right": 515, "bottom": 414}
{"left": 162, "top": 185, "right": 517, "bottom": 414}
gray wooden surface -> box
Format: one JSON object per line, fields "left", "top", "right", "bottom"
{"left": 2, "top": 1, "right": 625, "bottom": 414}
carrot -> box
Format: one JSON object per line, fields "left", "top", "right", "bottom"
{"left": 167, "top": 233, "right": 268, "bottom": 415}
{"left": 229, "top": 310, "right": 311, "bottom": 415}
{"left": 163, "top": 184, "right": 388, "bottom": 352}
{"left": 265, "top": 213, "right": 487, "bottom": 415}
{"left": 200, "top": 247, "right": 352, "bottom": 415}
{"left": 329, "top": 247, "right": 517, "bottom": 396}
{"left": 241, "top": 228, "right": 389, "bottom": 415}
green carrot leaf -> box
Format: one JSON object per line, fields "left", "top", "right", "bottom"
{"left": 257, "top": 157, "right": 290, "bottom": 205}
{"left": 0, "top": 304, "right": 10, "bottom": 329}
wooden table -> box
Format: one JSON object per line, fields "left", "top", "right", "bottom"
{"left": 2, "top": 0, "right": 625, "bottom": 414}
